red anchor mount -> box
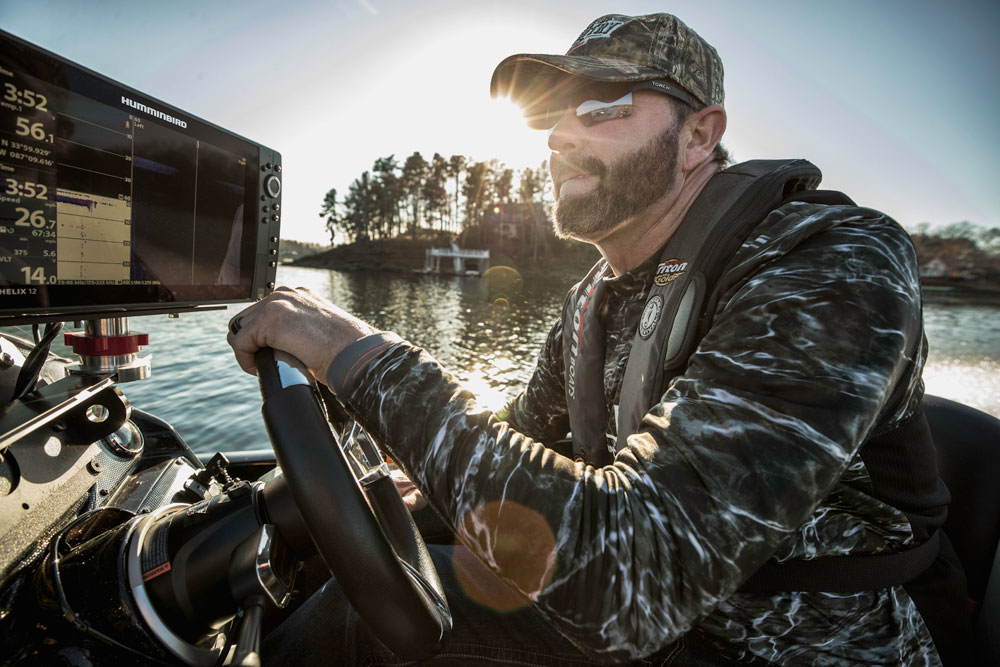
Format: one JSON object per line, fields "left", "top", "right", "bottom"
{"left": 64, "top": 318, "right": 152, "bottom": 383}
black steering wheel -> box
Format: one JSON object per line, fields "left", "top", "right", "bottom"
{"left": 255, "top": 348, "right": 451, "bottom": 659}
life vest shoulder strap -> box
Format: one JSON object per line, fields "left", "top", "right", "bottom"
{"left": 616, "top": 159, "right": 842, "bottom": 449}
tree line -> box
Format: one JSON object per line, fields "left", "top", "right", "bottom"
{"left": 317, "top": 158, "right": 1000, "bottom": 282}
{"left": 320, "top": 152, "right": 552, "bottom": 245}
{"left": 910, "top": 222, "right": 1000, "bottom": 281}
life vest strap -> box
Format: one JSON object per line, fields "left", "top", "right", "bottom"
{"left": 739, "top": 531, "right": 940, "bottom": 594}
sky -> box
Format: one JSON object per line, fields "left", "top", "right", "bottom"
{"left": 2, "top": 0, "right": 998, "bottom": 245}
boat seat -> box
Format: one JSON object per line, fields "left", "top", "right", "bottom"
{"left": 924, "top": 394, "right": 1000, "bottom": 662}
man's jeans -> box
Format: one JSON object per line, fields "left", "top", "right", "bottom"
{"left": 263, "top": 543, "right": 758, "bottom": 666}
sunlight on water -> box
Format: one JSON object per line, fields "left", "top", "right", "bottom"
{"left": 922, "top": 303, "right": 1000, "bottom": 418}
{"left": 922, "top": 359, "right": 1000, "bottom": 417}
{"left": 13, "top": 266, "right": 993, "bottom": 456}
{"left": 458, "top": 372, "right": 509, "bottom": 413}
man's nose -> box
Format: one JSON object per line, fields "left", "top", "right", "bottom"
{"left": 547, "top": 110, "right": 582, "bottom": 153}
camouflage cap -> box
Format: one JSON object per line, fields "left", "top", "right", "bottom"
{"left": 491, "top": 13, "right": 724, "bottom": 128}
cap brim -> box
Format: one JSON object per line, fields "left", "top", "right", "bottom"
{"left": 491, "top": 54, "right": 666, "bottom": 129}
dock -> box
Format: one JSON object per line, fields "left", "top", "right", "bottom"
{"left": 424, "top": 244, "right": 490, "bottom": 275}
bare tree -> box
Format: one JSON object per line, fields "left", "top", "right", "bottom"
{"left": 343, "top": 172, "right": 378, "bottom": 242}
{"left": 372, "top": 155, "right": 402, "bottom": 238}
{"left": 423, "top": 153, "right": 450, "bottom": 233}
{"left": 319, "top": 187, "right": 341, "bottom": 245}
{"left": 462, "top": 161, "right": 491, "bottom": 234}
{"left": 447, "top": 154, "right": 466, "bottom": 233}
{"left": 495, "top": 166, "right": 514, "bottom": 204}
{"left": 401, "top": 152, "right": 428, "bottom": 236}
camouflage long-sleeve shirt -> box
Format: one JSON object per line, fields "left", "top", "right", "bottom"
{"left": 327, "top": 201, "right": 942, "bottom": 664}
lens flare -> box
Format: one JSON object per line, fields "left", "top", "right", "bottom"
{"left": 454, "top": 500, "right": 556, "bottom": 612}
{"left": 481, "top": 266, "right": 523, "bottom": 309}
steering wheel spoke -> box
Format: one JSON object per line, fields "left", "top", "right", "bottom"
{"left": 338, "top": 420, "right": 391, "bottom": 487}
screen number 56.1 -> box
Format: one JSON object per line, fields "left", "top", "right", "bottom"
{"left": 15, "top": 117, "right": 53, "bottom": 143}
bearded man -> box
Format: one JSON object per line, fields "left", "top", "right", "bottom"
{"left": 237, "top": 13, "right": 970, "bottom": 666}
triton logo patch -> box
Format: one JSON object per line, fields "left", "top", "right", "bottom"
{"left": 639, "top": 295, "right": 663, "bottom": 339}
{"left": 654, "top": 259, "right": 687, "bottom": 286}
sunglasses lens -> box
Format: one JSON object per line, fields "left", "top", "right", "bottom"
{"left": 534, "top": 85, "right": 640, "bottom": 129}
{"left": 575, "top": 92, "right": 633, "bottom": 126}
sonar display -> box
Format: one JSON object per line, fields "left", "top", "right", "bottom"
{"left": 56, "top": 189, "right": 132, "bottom": 282}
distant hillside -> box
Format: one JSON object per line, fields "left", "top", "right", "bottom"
{"left": 290, "top": 237, "right": 435, "bottom": 273}
{"left": 289, "top": 234, "right": 600, "bottom": 276}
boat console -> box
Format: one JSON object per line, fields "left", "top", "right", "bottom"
{"left": 0, "top": 30, "right": 450, "bottom": 665}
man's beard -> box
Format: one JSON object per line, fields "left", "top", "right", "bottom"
{"left": 551, "top": 125, "right": 680, "bottom": 240}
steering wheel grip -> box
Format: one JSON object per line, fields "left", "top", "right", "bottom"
{"left": 255, "top": 348, "right": 451, "bottom": 659}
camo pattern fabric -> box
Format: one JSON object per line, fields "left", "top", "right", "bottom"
{"left": 492, "top": 12, "right": 725, "bottom": 130}
{"left": 332, "top": 202, "right": 940, "bottom": 664}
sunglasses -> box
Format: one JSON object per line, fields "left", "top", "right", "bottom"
{"left": 537, "top": 79, "right": 699, "bottom": 129}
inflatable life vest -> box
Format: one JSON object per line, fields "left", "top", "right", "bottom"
{"left": 563, "top": 159, "right": 845, "bottom": 462}
{"left": 562, "top": 159, "right": 947, "bottom": 593}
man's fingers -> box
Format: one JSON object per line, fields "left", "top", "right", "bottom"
{"left": 391, "top": 468, "right": 428, "bottom": 511}
{"left": 231, "top": 347, "right": 258, "bottom": 376}
{"left": 224, "top": 286, "right": 377, "bottom": 382}
{"left": 400, "top": 490, "right": 426, "bottom": 511}
{"left": 227, "top": 304, "right": 268, "bottom": 375}
{"left": 227, "top": 326, "right": 259, "bottom": 375}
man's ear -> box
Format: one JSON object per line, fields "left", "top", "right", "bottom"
{"left": 680, "top": 105, "right": 727, "bottom": 172}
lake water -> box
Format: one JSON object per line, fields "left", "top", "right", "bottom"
{"left": 41, "top": 266, "right": 1000, "bottom": 455}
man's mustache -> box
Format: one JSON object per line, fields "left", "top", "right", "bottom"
{"left": 551, "top": 154, "right": 607, "bottom": 184}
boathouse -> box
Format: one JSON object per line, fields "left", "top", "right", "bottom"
{"left": 424, "top": 243, "right": 490, "bottom": 275}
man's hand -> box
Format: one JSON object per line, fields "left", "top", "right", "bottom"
{"left": 390, "top": 465, "right": 428, "bottom": 512}
{"left": 226, "top": 286, "right": 378, "bottom": 382}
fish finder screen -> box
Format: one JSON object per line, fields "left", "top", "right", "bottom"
{"left": 0, "top": 31, "right": 276, "bottom": 318}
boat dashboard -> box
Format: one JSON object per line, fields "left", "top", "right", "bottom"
{"left": 0, "top": 335, "right": 306, "bottom": 665}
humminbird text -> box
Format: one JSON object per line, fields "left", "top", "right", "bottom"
{"left": 120, "top": 97, "right": 188, "bottom": 128}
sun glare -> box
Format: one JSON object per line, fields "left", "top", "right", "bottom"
{"left": 460, "top": 372, "right": 510, "bottom": 414}
{"left": 410, "top": 9, "right": 566, "bottom": 169}
{"left": 454, "top": 96, "right": 550, "bottom": 171}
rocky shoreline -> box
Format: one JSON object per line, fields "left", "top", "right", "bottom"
{"left": 291, "top": 238, "right": 433, "bottom": 273}
{"left": 290, "top": 241, "right": 1000, "bottom": 306}
{"left": 289, "top": 237, "right": 602, "bottom": 278}
{"left": 920, "top": 279, "right": 1000, "bottom": 306}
